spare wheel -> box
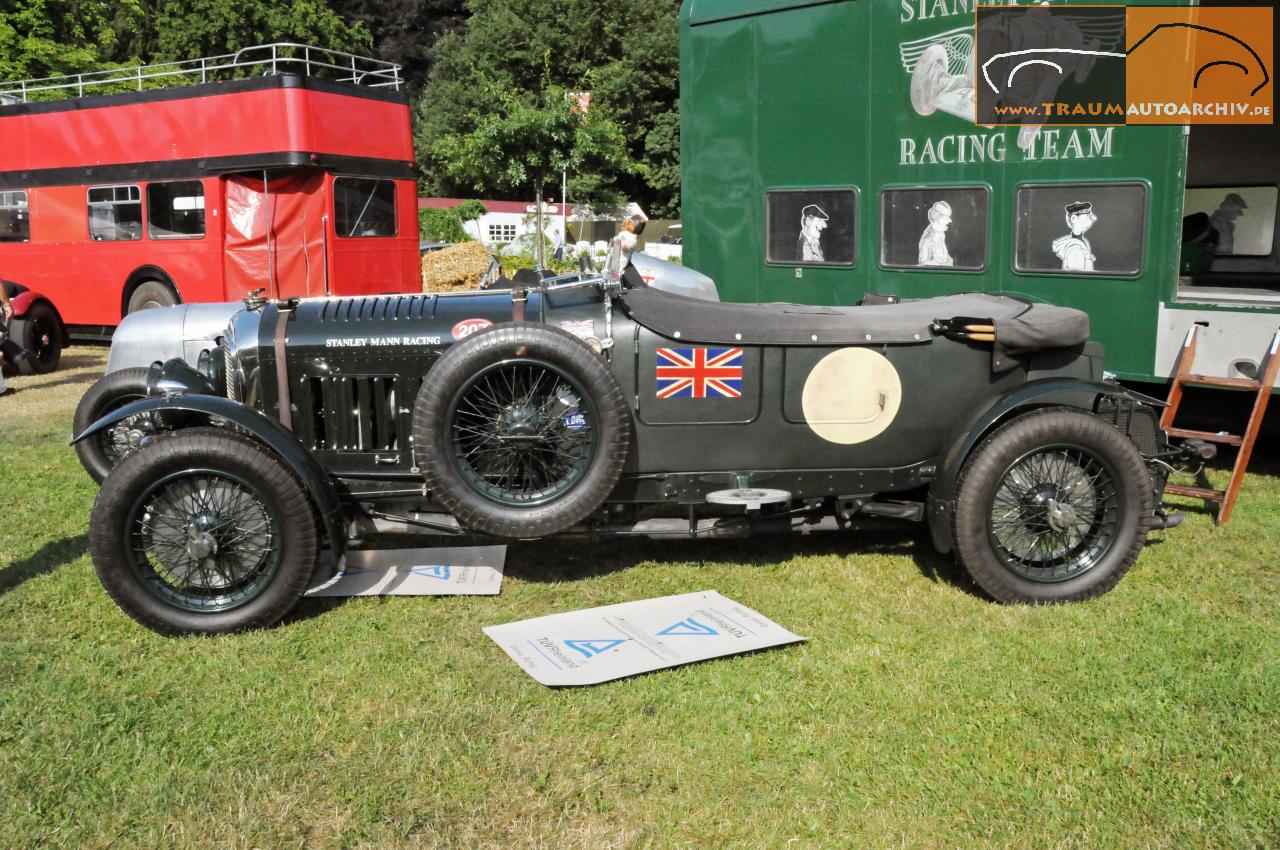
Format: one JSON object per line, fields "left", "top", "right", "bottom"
{"left": 412, "top": 322, "right": 631, "bottom": 538}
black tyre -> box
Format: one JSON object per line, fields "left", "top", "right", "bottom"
{"left": 9, "top": 300, "right": 63, "bottom": 373}
{"left": 89, "top": 429, "right": 319, "bottom": 635}
{"left": 73, "top": 368, "right": 153, "bottom": 483}
{"left": 127, "top": 280, "right": 178, "bottom": 313}
{"left": 951, "top": 408, "right": 1153, "bottom": 604}
{"left": 412, "top": 322, "right": 631, "bottom": 538}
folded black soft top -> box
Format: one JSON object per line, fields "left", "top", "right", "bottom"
{"left": 619, "top": 288, "right": 1090, "bottom": 355}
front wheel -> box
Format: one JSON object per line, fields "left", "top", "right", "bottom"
{"left": 73, "top": 368, "right": 153, "bottom": 483}
{"left": 951, "top": 408, "right": 1153, "bottom": 604}
{"left": 89, "top": 429, "right": 319, "bottom": 635}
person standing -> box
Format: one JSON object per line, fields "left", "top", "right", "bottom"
{"left": 0, "top": 284, "right": 14, "bottom": 396}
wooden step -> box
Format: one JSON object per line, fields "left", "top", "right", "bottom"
{"left": 1165, "top": 427, "right": 1244, "bottom": 446}
{"left": 1180, "top": 373, "right": 1262, "bottom": 390}
{"left": 1165, "top": 484, "right": 1226, "bottom": 501}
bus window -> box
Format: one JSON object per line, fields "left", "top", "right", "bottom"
{"left": 765, "top": 189, "right": 857, "bottom": 267}
{"left": 880, "top": 187, "right": 989, "bottom": 271}
{"left": 147, "top": 181, "right": 206, "bottom": 240}
{"left": 334, "top": 177, "right": 396, "bottom": 238}
{"left": 88, "top": 184, "right": 143, "bottom": 242}
{"left": 0, "top": 191, "right": 29, "bottom": 242}
{"left": 1014, "top": 183, "right": 1147, "bottom": 276}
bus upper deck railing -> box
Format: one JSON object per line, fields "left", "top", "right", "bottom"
{"left": 0, "top": 43, "right": 402, "bottom": 104}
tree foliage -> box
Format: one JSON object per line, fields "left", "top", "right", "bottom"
{"left": 109, "top": 1, "right": 371, "bottom": 64}
{"left": 415, "top": 0, "right": 681, "bottom": 217}
{"left": 432, "top": 73, "right": 634, "bottom": 211}
{"left": 0, "top": 1, "right": 118, "bottom": 81}
{"left": 325, "top": 0, "right": 465, "bottom": 91}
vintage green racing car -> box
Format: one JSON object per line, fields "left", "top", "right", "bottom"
{"left": 73, "top": 237, "right": 1200, "bottom": 635}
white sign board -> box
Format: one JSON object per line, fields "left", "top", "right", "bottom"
{"left": 483, "top": 591, "right": 805, "bottom": 687}
{"left": 306, "top": 546, "right": 506, "bottom": 597}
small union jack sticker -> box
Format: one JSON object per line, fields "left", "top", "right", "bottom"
{"left": 655, "top": 347, "right": 744, "bottom": 399}
{"left": 560, "top": 319, "right": 595, "bottom": 340}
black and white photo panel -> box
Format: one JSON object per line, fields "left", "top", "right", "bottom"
{"left": 766, "top": 189, "right": 857, "bottom": 266}
{"left": 1015, "top": 183, "right": 1147, "bottom": 275}
{"left": 880, "top": 186, "right": 989, "bottom": 271}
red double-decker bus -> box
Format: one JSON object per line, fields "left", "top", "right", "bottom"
{"left": 0, "top": 44, "right": 421, "bottom": 368}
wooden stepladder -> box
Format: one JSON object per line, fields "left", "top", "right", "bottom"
{"left": 1160, "top": 323, "right": 1280, "bottom": 524}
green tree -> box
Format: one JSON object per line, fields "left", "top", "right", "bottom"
{"left": 432, "top": 73, "right": 634, "bottom": 262}
{"left": 0, "top": 0, "right": 118, "bottom": 82}
{"left": 416, "top": 0, "right": 681, "bottom": 217}
{"left": 325, "top": 0, "right": 466, "bottom": 92}
{"left": 108, "top": 0, "right": 371, "bottom": 65}
{"left": 433, "top": 74, "right": 634, "bottom": 200}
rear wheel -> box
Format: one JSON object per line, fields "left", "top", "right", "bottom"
{"left": 127, "top": 280, "right": 178, "bottom": 313}
{"left": 73, "top": 368, "right": 153, "bottom": 483}
{"left": 9, "top": 301, "right": 63, "bottom": 373}
{"left": 951, "top": 408, "right": 1153, "bottom": 603}
{"left": 89, "top": 429, "right": 318, "bottom": 635}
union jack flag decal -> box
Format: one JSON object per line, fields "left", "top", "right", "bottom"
{"left": 655, "top": 347, "right": 744, "bottom": 399}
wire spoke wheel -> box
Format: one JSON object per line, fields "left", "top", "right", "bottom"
{"left": 98, "top": 405, "right": 152, "bottom": 467}
{"left": 988, "top": 446, "right": 1120, "bottom": 582}
{"left": 126, "top": 469, "right": 281, "bottom": 613}
{"left": 448, "top": 359, "right": 597, "bottom": 508}
{"left": 951, "top": 408, "right": 1153, "bottom": 604}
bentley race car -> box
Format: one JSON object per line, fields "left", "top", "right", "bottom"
{"left": 73, "top": 240, "right": 1198, "bottom": 635}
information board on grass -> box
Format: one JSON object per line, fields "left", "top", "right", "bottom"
{"left": 306, "top": 546, "right": 506, "bottom": 597}
{"left": 483, "top": 591, "right": 805, "bottom": 687}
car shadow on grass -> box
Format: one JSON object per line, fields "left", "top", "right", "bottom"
{"left": 500, "top": 529, "right": 985, "bottom": 598}
{"left": 0, "top": 533, "right": 89, "bottom": 597}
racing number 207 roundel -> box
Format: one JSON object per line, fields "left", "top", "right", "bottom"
{"left": 801, "top": 348, "right": 902, "bottom": 445}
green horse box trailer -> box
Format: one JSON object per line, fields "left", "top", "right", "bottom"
{"left": 679, "top": 0, "right": 1280, "bottom": 388}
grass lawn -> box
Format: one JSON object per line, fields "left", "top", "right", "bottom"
{"left": 1, "top": 347, "right": 1278, "bottom": 849}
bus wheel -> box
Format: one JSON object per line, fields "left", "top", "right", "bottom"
{"left": 127, "top": 281, "right": 178, "bottom": 313}
{"left": 10, "top": 301, "right": 63, "bottom": 373}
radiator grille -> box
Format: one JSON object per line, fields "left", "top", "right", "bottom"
{"left": 224, "top": 344, "right": 238, "bottom": 401}
{"left": 296, "top": 375, "right": 403, "bottom": 452}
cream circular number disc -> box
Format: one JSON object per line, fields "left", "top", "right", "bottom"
{"left": 801, "top": 348, "right": 903, "bottom": 444}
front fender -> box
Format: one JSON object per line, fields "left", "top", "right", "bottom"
{"left": 72, "top": 395, "right": 346, "bottom": 559}
{"left": 925, "top": 379, "right": 1151, "bottom": 554}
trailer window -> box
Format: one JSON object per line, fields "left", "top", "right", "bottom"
{"left": 334, "top": 178, "right": 396, "bottom": 238}
{"left": 0, "top": 191, "right": 29, "bottom": 242}
{"left": 765, "top": 189, "right": 857, "bottom": 266}
{"left": 1014, "top": 183, "right": 1147, "bottom": 276}
{"left": 88, "top": 184, "right": 143, "bottom": 242}
{"left": 1182, "top": 186, "right": 1277, "bottom": 258}
{"left": 147, "top": 181, "right": 205, "bottom": 240}
{"left": 880, "top": 187, "right": 988, "bottom": 271}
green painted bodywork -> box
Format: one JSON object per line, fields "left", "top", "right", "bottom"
{"left": 679, "top": 0, "right": 1277, "bottom": 383}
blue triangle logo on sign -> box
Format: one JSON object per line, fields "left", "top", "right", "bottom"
{"left": 336, "top": 564, "right": 372, "bottom": 578}
{"left": 409, "top": 565, "right": 452, "bottom": 580}
{"left": 657, "top": 617, "right": 718, "bottom": 637}
{"left": 564, "top": 639, "right": 627, "bottom": 659}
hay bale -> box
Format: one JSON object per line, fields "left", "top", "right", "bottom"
{"left": 421, "top": 242, "right": 494, "bottom": 293}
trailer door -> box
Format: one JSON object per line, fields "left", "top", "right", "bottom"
{"left": 223, "top": 172, "right": 328, "bottom": 300}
